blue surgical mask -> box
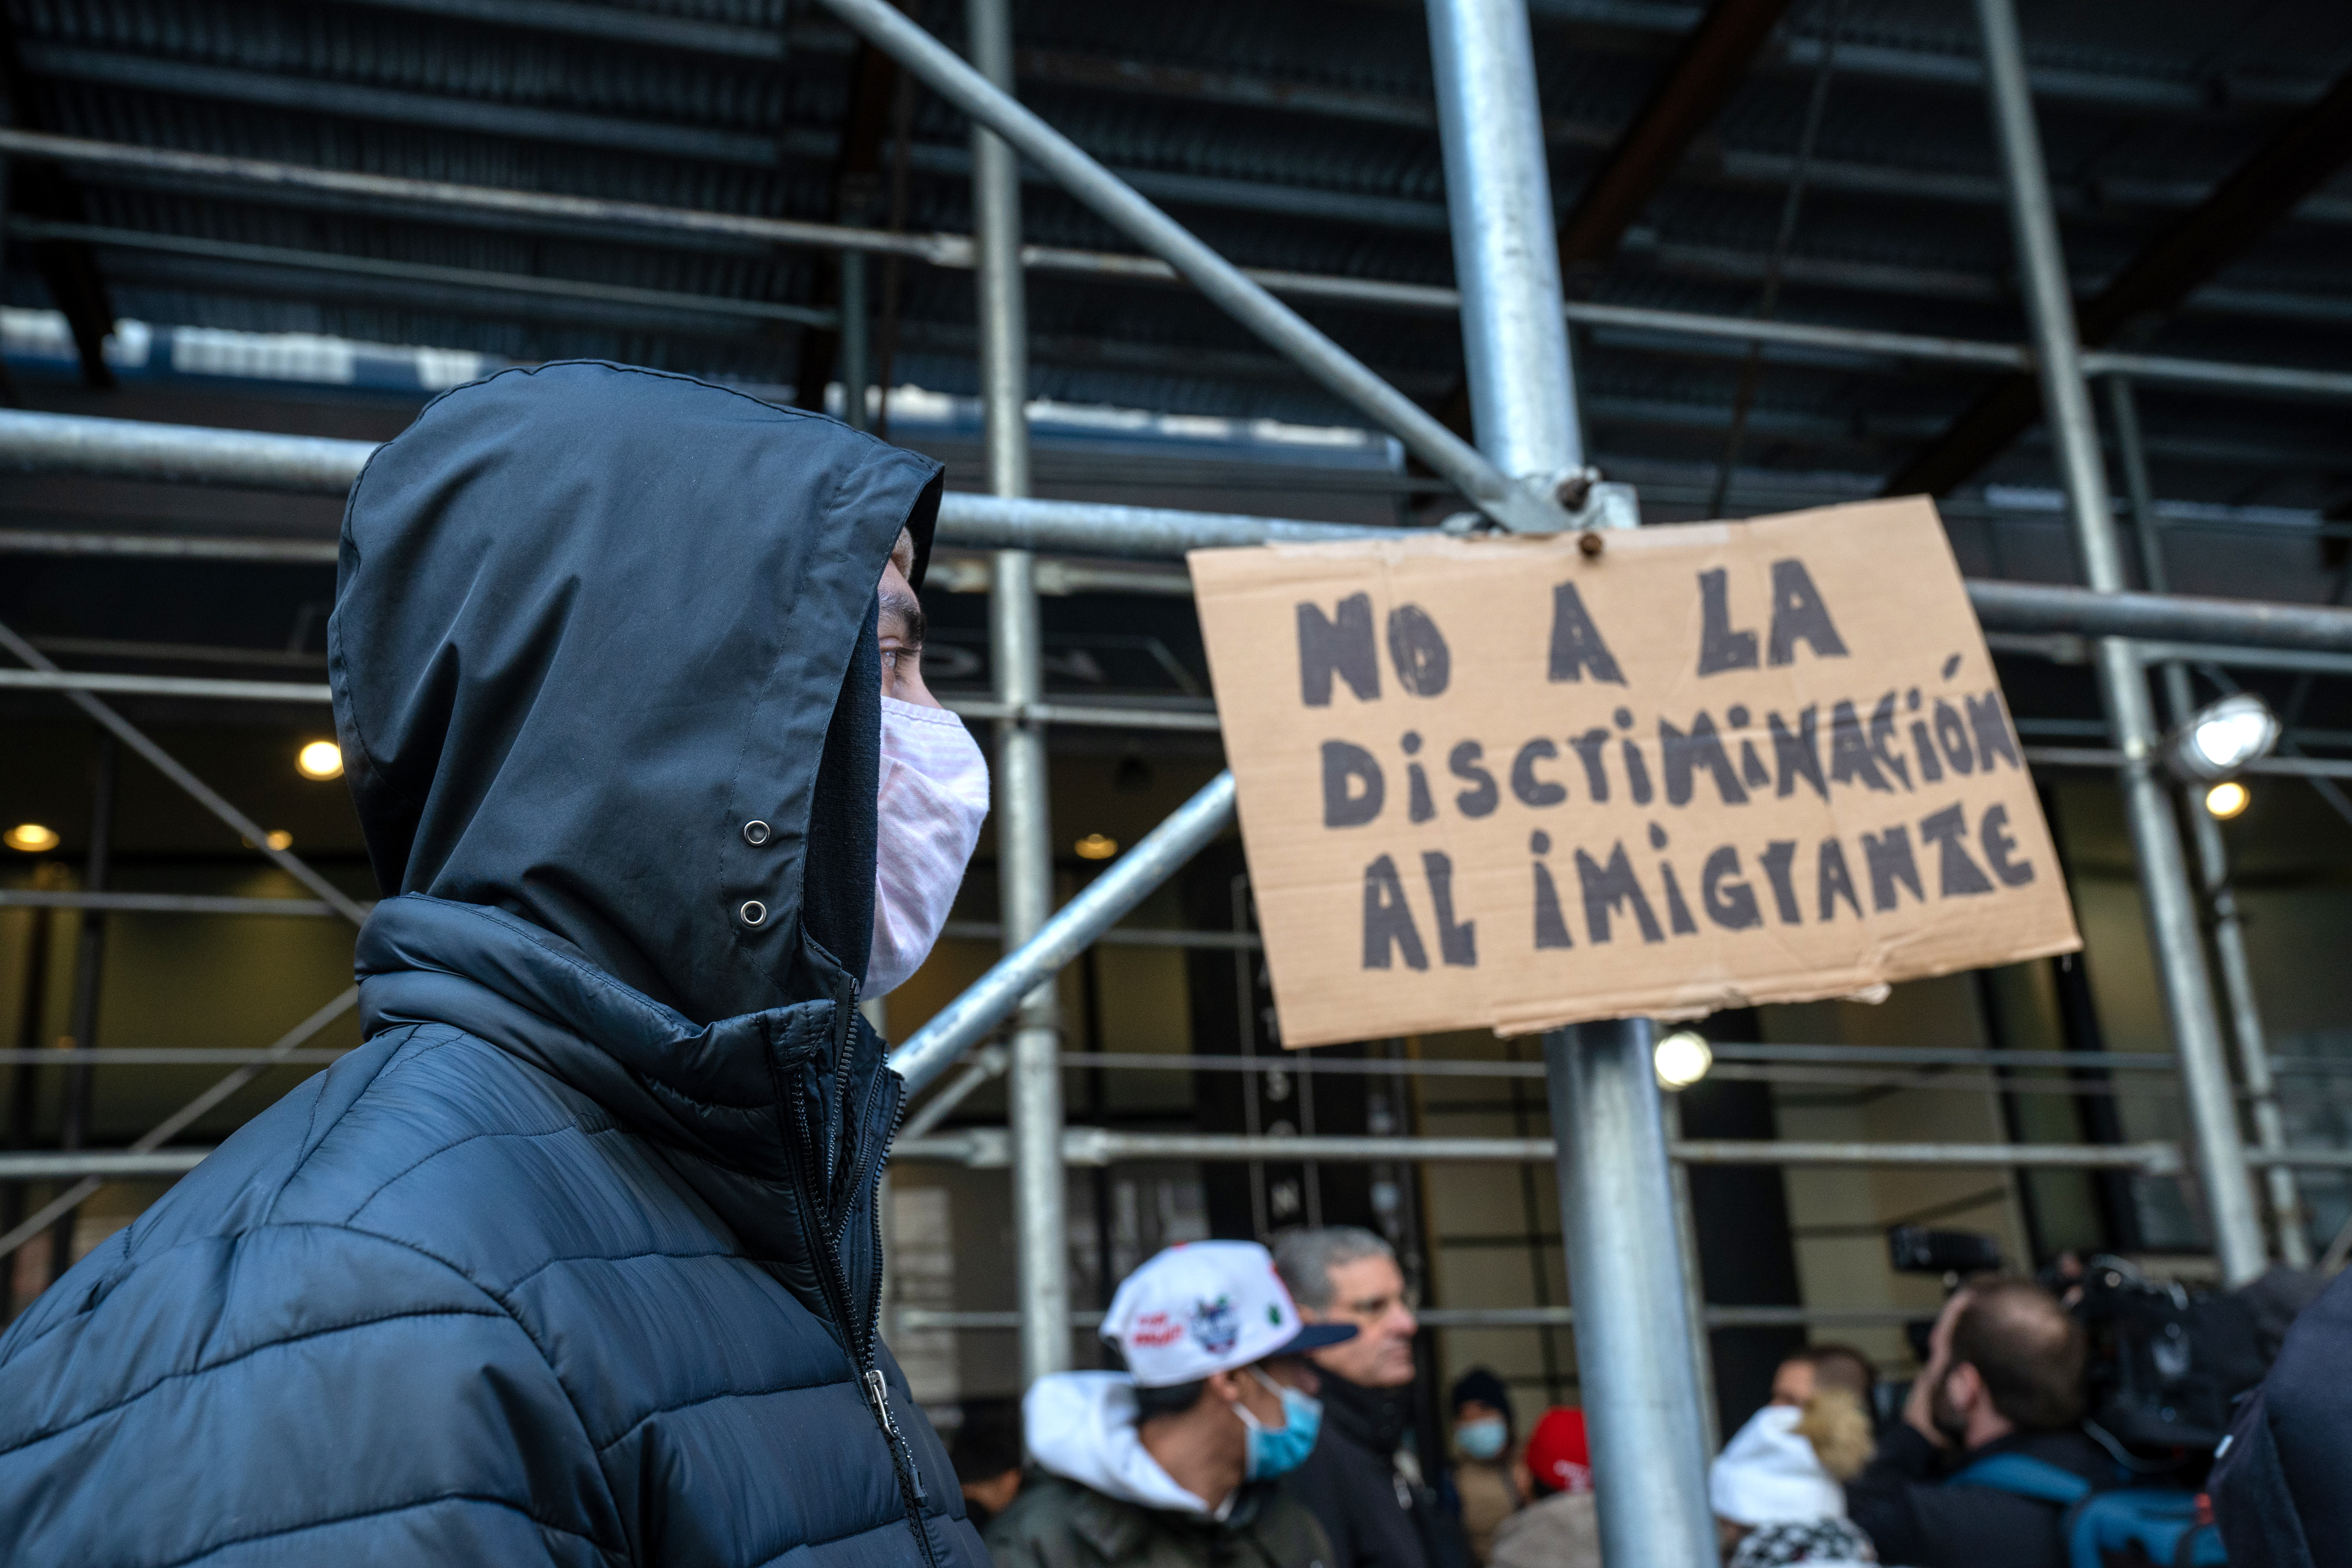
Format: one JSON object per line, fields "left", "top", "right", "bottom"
{"left": 1455, "top": 1417, "right": 1508, "bottom": 1462}
{"left": 1236, "top": 1369, "right": 1323, "bottom": 1480}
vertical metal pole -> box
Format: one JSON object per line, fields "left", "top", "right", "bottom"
{"left": 4, "top": 866, "right": 61, "bottom": 1289}
{"left": 1972, "top": 0, "right": 2265, "bottom": 1284}
{"left": 50, "top": 734, "right": 117, "bottom": 1281}
{"left": 969, "top": 0, "right": 1068, "bottom": 1383}
{"left": 1427, "top": 0, "right": 1715, "bottom": 1560}
{"left": 839, "top": 248, "right": 873, "bottom": 433}
{"left": 2105, "top": 376, "right": 2306, "bottom": 1265}
{"left": 1545, "top": 1024, "right": 1717, "bottom": 1565}
{"left": 1426, "top": 0, "right": 1582, "bottom": 485}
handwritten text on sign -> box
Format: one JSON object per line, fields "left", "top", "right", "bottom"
{"left": 1188, "top": 498, "right": 2082, "bottom": 1048}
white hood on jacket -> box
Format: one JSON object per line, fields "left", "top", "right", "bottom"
{"left": 1023, "top": 1371, "right": 1228, "bottom": 1518}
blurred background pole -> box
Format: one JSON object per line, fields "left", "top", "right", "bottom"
{"left": 839, "top": 246, "right": 873, "bottom": 433}
{"left": 1972, "top": 0, "right": 2265, "bottom": 1284}
{"left": 1661, "top": 1091, "right": 1721, "bottom": 1457}
{"left": 969, "top": 0, "right": 1069, "bottom": 1383}
{"left": 1426, "top": 0, "right": 1717, "bottom": 1561}
{"left": 50, "top": 733, "right": 116, "bottom": 1281}
{"left": 2105, "top": 373, "right": 2306, "bottom": 1265}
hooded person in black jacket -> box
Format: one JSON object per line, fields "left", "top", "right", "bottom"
{"left": 1846, "top": 1278, "right": 2113, "bottom": 1568}
{"left": 0, "top": 362, "right": 989, "bottom": 1568}
{"left": 1275, "top": 1227, "right": 1472, "bottom": 1568}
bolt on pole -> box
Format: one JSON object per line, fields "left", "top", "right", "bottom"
{"left": 2104, "top": 375, "right": 2308, "bottom": 1266}
{"left": 967, "top": 0, "right": 1071, "bottom": 1385}
{"left": 1971, "top": 0, "right": 2266, "bottom": 1284}
{"left": 1424, "top": 0, "right": 1719, "bottom": 1562}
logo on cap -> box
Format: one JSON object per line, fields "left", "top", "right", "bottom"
{"left": 1129, "top": 1310, "right": 1185, "bottom": 1349}
{"left": 1190, "top": 1295, "right": 1240, "bottom": 1356}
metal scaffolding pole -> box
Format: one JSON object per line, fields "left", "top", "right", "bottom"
{"left": 889, "top": 772, "right": 1238, "bottom": 1095}
{"left": 49, "top": 735, "right": 118, "bottom": 1279}
{"left": 839, "top": 245, "right": 873, "bottom": 432}
{"left": 2105, "top": 374, "right": 2309, "bottom": 1265}
{"left": 1972, "top": 0, "right": 2265, "bottom": 1283}
{"left": 890, "top": 1127, "right": 2227, "bottom": 1173}
{"left": 967, "top": 0, "right": 1068, "bottom": 1387}
{"left": 44, "top": 1129, "right": 2352, "bottom": 1181}
{"left": 1425, "top": 0, "right": 1715, "bottom": 1560}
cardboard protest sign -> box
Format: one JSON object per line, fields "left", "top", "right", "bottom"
{"left": 1188, "top": 497, "right": 2081, "bottom": 1048}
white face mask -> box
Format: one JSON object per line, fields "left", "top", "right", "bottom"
{"left": 867, "top": 696, "right": 990, "bottom": 997}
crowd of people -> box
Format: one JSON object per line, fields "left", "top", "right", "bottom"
{"left": 971, "top": 1224, "right": 2324, "bottom": 1568}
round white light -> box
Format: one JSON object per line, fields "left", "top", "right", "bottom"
{"left": 2205, "top": 780, "right": 2250, "bottom": 820}
{"left": 5, "top": 823, "right": 61, "bottom": 854}
{"left": 1654, "top": 1030, "right": 1714, "bottom": 1090}
{"left": 2171, "top": 694, "right": 2279, "bottom": 783}
{"left": 296, "top": 740, "right": 345, "bottom": 781}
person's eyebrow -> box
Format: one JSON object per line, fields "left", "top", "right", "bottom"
{"left": 880, "top": 587, "right": 925, "bottom": 650}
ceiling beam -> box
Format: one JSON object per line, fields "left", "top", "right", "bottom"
{"left": 0, "top": 20, "right": 115, "bottom": 390}
{"left": 794, "top": 38, "right": 902, "bottom": 411}
{"left": 1555, "top": 0, "right": 1796, "bottom": 275}
{"left": 1885, "top": 67, "right": 2352, "bottom": 497}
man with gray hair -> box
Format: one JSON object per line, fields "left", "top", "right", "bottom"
{"left": 1274, "top": 1228, "right": 1470, "bottom": 1568}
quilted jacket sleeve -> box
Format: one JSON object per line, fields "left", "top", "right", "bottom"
{"left": 0, "top": 1218, "right": 625, "bottom": 1568}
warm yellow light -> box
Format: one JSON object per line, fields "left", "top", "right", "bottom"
{"left": 1654, "top": 1030, "right": 1714, "bottom": 1090}
{"left": 296, "top": 740, "right": 345, "bottom": 781}
{"left": 1074, "top": 833, "right": 1119, "bottom": 861}
{"left": 265, "top": 830, "right": 294, "bottom": 852}
{"left": 4, "top": 823, "right": 61, "bottom": 854}
{"left": 2205, "top": 780, "right": 2250, "bottom": 820}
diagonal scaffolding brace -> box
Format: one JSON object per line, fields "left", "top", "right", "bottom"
{"left": 811, "top": 0, "right": 1588, "bottom": 535}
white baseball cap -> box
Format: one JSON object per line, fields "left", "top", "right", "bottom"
{"left": 1100, "top": 1240, "right": 1358, "bottom": 1388}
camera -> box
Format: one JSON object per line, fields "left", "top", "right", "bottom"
{"left": 1887, "top": 1224, "right": 2004, "bottom": 1280}
{"left": 1882, "top": 1225, "right": 2281, "bottom": 1464}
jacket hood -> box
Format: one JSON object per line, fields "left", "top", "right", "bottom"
{"left": 1025, "top": 1372, "right": 1226, "bottom": 1518}
{"left": 329, "top": 360, "right": 943, "bottom": 1024}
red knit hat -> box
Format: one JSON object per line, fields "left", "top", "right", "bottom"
{"left": 1524, "top": 1408, "right": 1592, "bottom": 1494}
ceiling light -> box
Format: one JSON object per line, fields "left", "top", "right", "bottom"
{"left": 1074, "top": 833, "right": 1119, "bottom": 861}
{"left": 4, "top": 823, "right": 60, "bottom": 854}
{"left": 2166, "top": 694, "right": 2279, "bottom": 784}
{"left": 295, "top": 740, "right": 345, "bottom": 781}
{"left": 265, "top": 830, "right": 294, "bottom": 852}
{"left": 2205, "top": 780, "right": 2250, "bottom": 820}
{"left": 1654, "top": 1030, "right": 1714, "bottom": 1090}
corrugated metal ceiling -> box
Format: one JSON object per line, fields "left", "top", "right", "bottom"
{"left": 1, "top": 0, "right": 2347, "bottom": 512}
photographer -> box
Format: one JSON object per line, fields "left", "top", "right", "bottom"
{"left": 1846, "top": 1279, "right": 2109, "bottom": 1568}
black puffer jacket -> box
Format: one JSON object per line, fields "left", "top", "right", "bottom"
{"left": 1289, "top": 1373, "right": 1470, "bottom": 1568}
{"left": 0, "top": 362, "right": 982, "bottom": 1568}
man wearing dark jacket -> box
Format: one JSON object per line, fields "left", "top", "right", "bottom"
{"left": 0, "top": 362, "right": 987, "bottom": 1568}
{"left": 1846, "top": 1278, "right": 2112, "bottom": 1568}
{"left": 1276, "top": 1227, "right": 1471, "bottom": 1568}
{"left": 2211, "top": 1264, "right": 2352, "bottom": 1567}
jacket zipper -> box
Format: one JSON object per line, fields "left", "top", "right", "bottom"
{"left": 794, "top": 982, "right": 939, "bottom": 1568}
